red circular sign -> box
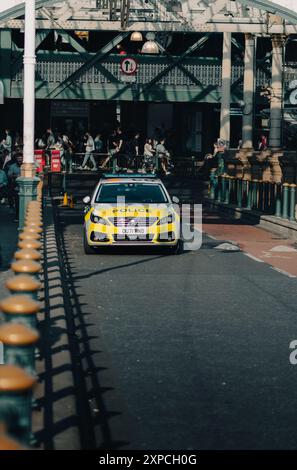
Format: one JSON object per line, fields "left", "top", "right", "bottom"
{"left": 120, "top": 57, "right": 138, "bottom": 75}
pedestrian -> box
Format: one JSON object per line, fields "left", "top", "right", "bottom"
{"left": 94, "top": 132, "right": 103, "bottom": 153}
{"left": 258, "top": 134, "right": 267, "bottom": 151}
{"left": 0, "top": 157, "right": 8, "bottom": 204}
{"left": 45, "top": 128, "right": 55, "bottom": 166}
{"left": 81, "top": 132, "right": 96, "bottom": 170}
{"left": 62, "top": 133, "right": 74, "bottom": 173}
{"left": 212, "top": 138, "right": 226, "bottom": 175}
{"left": 35, "top": 135, "right": 46, "bottom": 149}
{"left": 14, "top": 131, "right": 23, "bottom": 150}
{"left": 156, "top": 139, "right": 171, "bottom": 175}
{"left": 7, "top": 152, "right": 23, "bottom": 221}
{"left": 143, "top": 138, "right": 156, "bottom": 173}
{"left": 1, "top": 129, "right": 12, "bottom": 167}
{"left": 122, "top": 132, "right": 140, "bottom": 170}
{"left": 100, "top": 128, "right": 123, "bottom": 170}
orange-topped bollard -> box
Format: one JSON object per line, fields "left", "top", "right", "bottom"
{"left": 0, "top": 365, "right": 36, "bottom": 445}
{"left": 20, "top": 226, "right": 42, "bottom": 235}
{"left": 18, "top": 239, "right": 42, "bottom": 251}
{"left": 27, "top": 200, "right": 41, "bottom": 208}
{"left": 0, "top": 324, "right": 39, "bottom": 376}
{"left": 26, "top": 208, "right": 42, "bottom": 216}
{"left": 0, "top": 295, "right": 40, "bottom": 329}
{"left": 26, "top": 214, "right": 42, "bottom": 222}
{"left": 6, "top": 275, "right": 41, "bottom": 300}
{"left": 0, "top": 431, "right": 25, "bottom": 450}
{"left": 11, "top": 259, "right": 41, "bottom": 279}
{"left": 24, "top": 216, "right": 42, "bottom": 226}
{"left": 25, "top": 220, "right": 43, "bottom": 228}
{"left": 26, "top": 209, "right": 42, "bottom": 217}
{"left": 19, "top": 231, "right": 41, "bottom": 241}
{"left": 15, "top": 249, "right": 42, "bottom": 262}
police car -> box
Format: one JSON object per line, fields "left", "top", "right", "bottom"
{"left": 83, "top": 174, "right": 182, "bottom": 254}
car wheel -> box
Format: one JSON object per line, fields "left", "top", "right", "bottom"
{"left": 164, "top": 240, "right": 184, "bottom": 255}
{"left": 173, "top": 239, "right": 184, "bottom": 255}
{"left": 84, "top": 230, "right": 96, "bottom": 255}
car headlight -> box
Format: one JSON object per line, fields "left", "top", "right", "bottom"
{"left": 157, "top": 213, "right": 175, "bottom": 225}
{"left": 90, "top": 212, "right": 109, "bottom": 225}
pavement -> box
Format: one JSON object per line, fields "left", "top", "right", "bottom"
{"left": 201, "top": 208, "right": 297, "bottom": 278}
{"left": 48, "top": 175, "right": 297, "bottom": 450}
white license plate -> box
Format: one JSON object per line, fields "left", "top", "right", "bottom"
{"left": 117, "top": 227, "right": 147, "bottom": 236}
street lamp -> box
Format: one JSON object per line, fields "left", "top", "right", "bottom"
{"left": 141, "top": 33, "right": 159, "bottom": 54}
{"left": 130, "top": 31, "right": 143, "bottom": 42}
{"left": 17, "top": 0, "right": 39, "bottom": 229}
{"left": 141, "top": 40, "right": 159, "bottom": 54}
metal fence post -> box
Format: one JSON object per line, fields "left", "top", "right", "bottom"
{"left": 0, "top": 365, "right": 36, "bottom": 445}
{"left": 11, "top": 260, "right": 41, "bottom": 279}
{"left": 282, "top": 183, "right": 290, "bottom": 219}
{"left": 0, "top": 324, "right": 39, "bottom": 376}
{"left": 5, "top": 276, "right": 41, "bottom": 301}
{"left": 264, "top": 181, "right": 269, "bottom": 212}
{"left": 0, "top": 295, "right": 40, "bottom": 330}
{"left": 237, "top": 178, "right": 242, "bottom": 208}
{"left": 246, "top": 180, "right": 252, "bottom": 210}
{"left": 275, "top": 183, "right": 282, "bottom": 217}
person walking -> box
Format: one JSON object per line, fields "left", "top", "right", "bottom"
{"left": 62, "top": 133, "right": 74, "bottom": 173}
{"left": 82, "top": 132, "right": 96, "bottom": 170}
{"left": 0, "top": 157, "right": 8, "bottom": 204}
{"left": 143, "top": 138, "right": 155, "bottom": 173}
{"left": 94, "top": 133, "right": 103, "bottom": 153}
{"left": 258, "top": 134, "right": 267, "bottom": 151}
{"left": 156, "top": 139, "right": 171, "bottom": 175}
{"left": 1, "top": 129, "right": 12, "bottom": 168}
{"left": 45, "top": 128, "right": 55, "bottom": 166}
{"left": 100, "top": 128, "right": 122, "bottom": 170}
{"left": 7, "top": 153, "right": 23, "bottom": 221}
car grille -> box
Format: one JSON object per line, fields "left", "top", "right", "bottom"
{"left": 114, "top": 234, "right": 155, "bottom": 242}
{"left": 109, "top": 217, "right": 158, "bottom": 227}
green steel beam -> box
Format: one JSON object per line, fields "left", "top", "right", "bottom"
{"left": 137, "top": 34, "right": 212, "bottom": 98}
{"left": 58, "top": 31, "right": 121, "bottom": 83}
{"left": 11, "top": 30, "right": 50, "bottom": 76}
{"left": 45, "top": 31, "right": 129, "bottom": 98}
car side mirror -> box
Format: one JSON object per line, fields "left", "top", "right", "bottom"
{"left": 83, "top": 196, "right": 91, "bottom": 204}
{"left": 172, "top": 196, "right": 179, "bottom": 204}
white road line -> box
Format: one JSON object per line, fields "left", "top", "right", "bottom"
{"left": 244, "top": 253, "right": 265, "bottom": 263}
{"left": 271, "top": 267, "right": 297, "bottom": 279}
{"left": 205, "top": 234, "right": 217, "bottom": 240}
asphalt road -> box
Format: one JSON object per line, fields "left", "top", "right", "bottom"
{"left": 54, "top": 176, "right": 297, "bottom": 450}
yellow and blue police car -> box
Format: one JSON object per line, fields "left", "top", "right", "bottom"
{"left": 83, "top": 174, "right": 182, "bottom": 254}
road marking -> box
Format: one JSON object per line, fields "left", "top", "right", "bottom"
{"left": 214, "top": 242, "right": 241, "bottom": 252}
{"left": 205, "top": 234, "right": 217, "bottom": 240}
{"left": 244, "top": 253, "right": 265, "bottom": 263}
{"left": 269, "top": 245, "right": 297, "bottom": 253}
{"left": 271, "top": 267, "right": 297, "bottom": 278}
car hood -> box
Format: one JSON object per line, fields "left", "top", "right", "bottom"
{"left": 92, "top": 203, "right": 174, "bottom": 218}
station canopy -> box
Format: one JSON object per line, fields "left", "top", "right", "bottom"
{"left": 1, "top": 0, "right": 297, "bottom": 32}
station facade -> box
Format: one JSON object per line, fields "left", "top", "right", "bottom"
{"left": 0, "top": 0, "right": 297, "bottom": 161}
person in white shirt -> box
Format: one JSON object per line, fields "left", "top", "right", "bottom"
{"left": 142, "top": 138, "right": 155, "bottom": 173}
{"left": 1, "top": 129, "right": 12, "bottom": 167}
{"left": 82, "top": 132, "right": 96, "bottom": 170}
{"left": 156, "top": 139, "right": 171, "bottom": 175}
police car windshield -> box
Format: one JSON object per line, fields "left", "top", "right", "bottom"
{"left": 96, "top": 183, "right": 168, "bottom": 204}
